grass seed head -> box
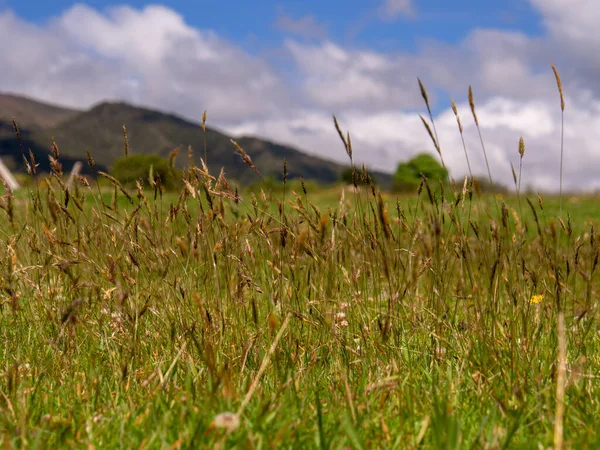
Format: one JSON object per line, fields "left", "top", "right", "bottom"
{"left": 418, "top": 77, "right": 432, "bottom": 115}
{"left": 123, "top": 125, "right": 130, "bottom": 157}
{"left": 86, "top": 149, "right": 96, "bottom": 172}
{"left": 420, "top": 115, "right": 440, "bottom": 154}
{"left": 451, "top": 99, "right": 463, "bottom": 133}
{"left": 468, "top": 86, "right": 479, "bottom": 126}
{"left": 333, "top": 115, "right": 351, "bottom": 160}
{"left": 518, "top": 136, "right": 525, "bottom": 157}
{"left": 231, "top": 139, "right": 261, "bottom": 177}
{"left": 551, "top": 64, "right": 565, "bottom": 111}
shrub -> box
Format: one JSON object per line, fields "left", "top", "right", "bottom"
{"left": 392, "top": 153, "right": 448, "bottom": 192}
{"left": 112, "top": 154, "right": 181, "bottom": 190}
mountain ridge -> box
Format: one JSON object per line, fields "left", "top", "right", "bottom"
{"left": 0, "top": 93, "right": 392, "bottom": 187}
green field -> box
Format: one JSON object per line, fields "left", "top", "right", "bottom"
{"left": 1, "top": 159, "right": 600, "bottom": 450}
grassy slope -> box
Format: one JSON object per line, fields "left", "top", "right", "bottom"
{"left": 0, "top": 165, "right": 599, "bottom": 448}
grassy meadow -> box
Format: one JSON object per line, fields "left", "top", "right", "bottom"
{"left": 2, "top": 77, "right": 600, "bottom": 449}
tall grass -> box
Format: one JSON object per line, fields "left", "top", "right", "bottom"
{"left": 0, "top": 70, "right": 599, "bottom": 449}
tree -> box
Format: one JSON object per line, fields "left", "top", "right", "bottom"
{"left": 112, "top": 154, "right": 181, "bottom": 190}
{"left": 392, "top": 153, "right": 448, "bottom": 192}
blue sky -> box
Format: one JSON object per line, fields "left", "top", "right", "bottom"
{"left": 1, "top": 0, "right": 599, "bottom": 191}
{"left": 5, "top": 0, "right": 542, "bottom": 52}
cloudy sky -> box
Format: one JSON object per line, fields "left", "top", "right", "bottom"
{"left": 1, "top": 0, "right": 598, "bottom": 191}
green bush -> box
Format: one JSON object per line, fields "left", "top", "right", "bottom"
{"left": 392, "top": 153, "right": 448, "bottom": 192}
{"left": 112, "top": 154, "right": 181, "bottom": 190}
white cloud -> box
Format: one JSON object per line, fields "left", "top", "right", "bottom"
{"left": 2, "top": 2, "right": 600, "bottom": 191}
{"left": 530, "top": 0, "right": 600, "bottom": 48}
{"left": 378, "top": 0, "right": 416, "bottom": 20}
{"left": 0, "top": 5, "right": 289, "bottom": 121}
{"left": 274, "top": 13, "right": 327, "bottom": 40}
{"left": 285, "top": 41, "right": 423, "bottom": 110}
{"left": 59, "top": 5, "right": 202, "bottom": 64}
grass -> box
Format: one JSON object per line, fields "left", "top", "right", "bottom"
{"left": 1, "top": 73, "right": 600, "bottom": 449}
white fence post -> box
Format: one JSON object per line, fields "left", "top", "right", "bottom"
{"left": 67, "top": 161, "right": 83, "bottom": 189}
{"left": 0, "top": 158, "right": 20, "bottom": 190}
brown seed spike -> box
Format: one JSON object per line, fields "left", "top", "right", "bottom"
{"left": 419, "top": 115, "right": 440, "bottom": 154}
{"left": 333, "top": 115, "right": 350, "bottom": 159}
{"left": 450, "top": 99, "right": 458, "bottom": 116}
{"left": 418, "top": 78, "right": 431, "bottom": 115}
{"left": 86, "top": 149, "right": 96, "bottom": 172}
{"left": 231, "top": 139, "right": 261, "bottom": 177}
{"left": 201, "top": 110, "right": 207, "bottom": 133}
{"left": 346, "top": 131, "right": 352, "bottom": 161}
{"left": 51, "top": 138, "right": 60, "bottom": 158}
{"left": 468, "top": 86, "right": 479, "bottom": 126}
{"left": 12, "top": 119, "right": 22, "bottom": 147}
{"left": 123, "top": 125, "right": 130, "bottom": 157}
{"left": 187, "top": 145, "right": 194, "bottom": 169}
{"left": 450, "top": 99, "right": 463, "bottom": 133}
{"left": 29, "top": 150, "right": 38, "bottom": 175}
{"left": 22, "top": 155, "right": 31, "bottom": 175}
{"left": 518, "top": 136, "right": 525, "bottom": 157}
{"left": 169, "top": 147, "right": 180, "bottom": 172}
{"left": 551, "top": 64, "right": 565, "bottom": 112}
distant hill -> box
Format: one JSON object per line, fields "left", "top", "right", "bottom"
{"left": 0, "top": 93, "right": 79, "bottom": 128}
{"left": 0, "top": 94, "right": 392, "bottom": 187}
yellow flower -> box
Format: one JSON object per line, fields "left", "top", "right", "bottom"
{"left": 530, "top": 294, "right": 544, "bottom": 304}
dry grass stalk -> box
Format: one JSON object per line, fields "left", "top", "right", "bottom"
{"left": 202, "top": 110, "right": 208, "bottom": 164}
{"left": 451, "top": 99, "right": 474, "bottom": 183}
{"left": 49, "top": 156, "right": 63, "bottom": 178}
{"left": 551, "top": 65, "right": 565, "bottom": 112}
{"left": 51, "top": 138, "right": 60, "bottom": 159}
{"left": 419, "top": 115, "right": 440, "bottom": 155}
{"left": 551, "top": 64, "right": 565, "bottom": 212}
{"left": 168, "top": 147, "right": 180, "bottom": 173}
{"left": 187, "top": 145, "right": 195, "bottom": 169}
{"left": 554, "top": 312, "right": 567, "bottom": 450}
{"left": 468, "top": 86, "right": 478, "bottom": 126}
{"left": 192, "top": 166, "right": 216, "bottom": 182}
{"left": 468, "top": 86, "right": 497, "bottom": 213}
{"left": 417, "top": 79, "right": 452, "bottom": 200}
{"left": 418, "top": 77, "right": 431, "bottom": 116}
{"left": 98, "top": 171, "right": 134, "bottom": 204}
{"left": 123, "top": 125, "right": 130, "bottom": 158}
{"left": 86, "top": 149, "right": 96, "bottom": 173}
{"left": 237, "top": 313, "right": 291, "bottom": 417}
{"left": 450, "top": 100, "right": 462, "bottom": 133}
{"left": 231, "top": 139, "right": 260, "bottom": 177}
{"left": 333, "top": 115, "right": 351, "bottom": 161}
{"left": 29, "top": 150, "right": 38, "bottom": 175}
{"left": 518, "top": 136, "right": 525, "bottom": 158}
{"left": 12, "top": 119, "right": 24, "bottom": 159}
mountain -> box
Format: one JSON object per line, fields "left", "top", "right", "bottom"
{"left": 0, "top": 93, "right": 79, "bottom": 128}
{"left": 0, "top": 94, "right": 392, "bottom": 186}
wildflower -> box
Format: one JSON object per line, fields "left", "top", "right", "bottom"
{"left": 335, "top": 312, "right": 346, "bottom": 321}
{"left": 530, "top": 294, "right": 544, "bottom": 304}
{"left": 212, "top": 412, "right": 240, "bottom": 432}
